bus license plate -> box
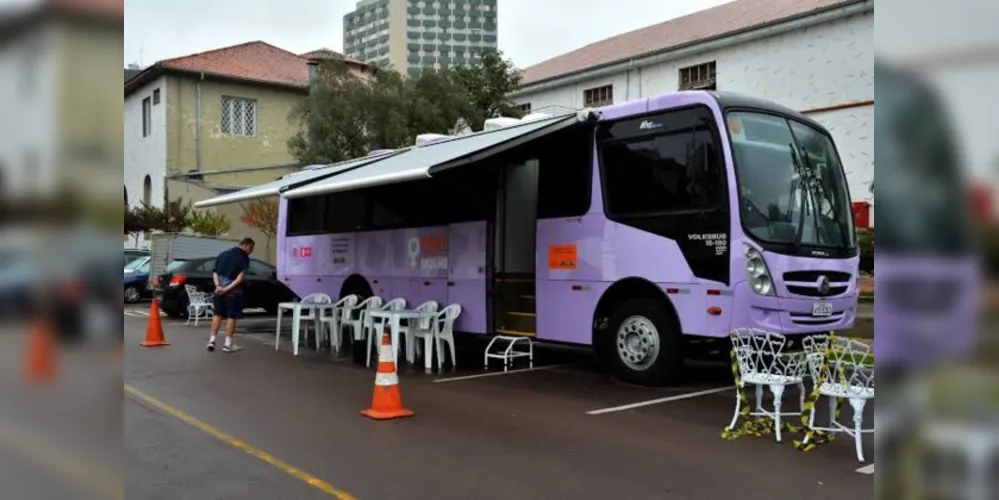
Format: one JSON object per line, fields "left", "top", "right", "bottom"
{"left": 812, "top": 302, "right": 833, "bottom": 317}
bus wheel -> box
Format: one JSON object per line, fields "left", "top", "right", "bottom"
{"left": 605, "top": 298, "right": 681, "bottom": 386}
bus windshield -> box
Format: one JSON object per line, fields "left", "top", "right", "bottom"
{"left": 874, "top": 62, "right": 972, "bottom": 254}
{"left": 728, "top": 111, "right": 855, "bottom": 251}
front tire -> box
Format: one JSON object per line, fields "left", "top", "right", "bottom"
{"left": 124, "top": 286, "right": 141, "bottom": 303}
{"left": 603, "top": 298, "right": 682, "bottom": 386}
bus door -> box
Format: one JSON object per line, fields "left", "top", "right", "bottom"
{"left": 491, "top": 159, "right": 539, "bottom": 338}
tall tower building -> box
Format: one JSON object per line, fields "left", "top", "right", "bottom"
{"left": 343, "top": 0, "right": 498, "bottom": 76}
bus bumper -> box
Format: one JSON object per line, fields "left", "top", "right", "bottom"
{"left": 723, "top": 281, "right": 859, "bottom": 336}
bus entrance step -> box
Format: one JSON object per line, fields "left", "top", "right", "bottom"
{"left": 484, "top": 335, "right": 534, "bottom": 372}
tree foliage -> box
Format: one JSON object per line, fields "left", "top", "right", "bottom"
{"left": 288, "top": 50, "right": 523, "bottom": 165}
{"left": 240, "top": 198, "right": 280, "bottom": 255}
{"left": 189, "top": 209, "right": 231, "bottom": 237}
{"left": 125, "top": 198, "right": 192, "bottom": 234}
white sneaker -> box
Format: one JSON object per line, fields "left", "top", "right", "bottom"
{"left": 222, "top": 344, "right": 242, "bottom": 353}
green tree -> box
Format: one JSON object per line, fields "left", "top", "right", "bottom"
{"left": 288, "top": 52, "right": 524, "bottom": 164}
{"left": 451, "top": 49, "right": 525, "bottom": 130}
{"left": 129, "top": 198, "right": 192, "bottom": 233}
{"left": 189, "top": 209, "right": 231, "bottom": 237}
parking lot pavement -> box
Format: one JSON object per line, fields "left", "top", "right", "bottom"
{"left": 125, "top": 312, "right": 874, "bottom": 499}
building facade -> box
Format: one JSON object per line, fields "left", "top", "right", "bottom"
{"left": 511, "top": 0, "right": 874, "bottom": 204}
{"left": 0, "top": 0, "right": 121, "bottom": 202}
{"left": 123, "top": 42, "right": 319, "bottom": 256}
{"left": 343, "top": 0, "right": 498, "bottom": 75}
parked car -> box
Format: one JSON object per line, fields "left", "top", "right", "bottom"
{"left": 152, "top": 257, "right": 298, "bottom": 318}
{"left": 123, "top": 256, "right": 152, "bottom": 303}
{"left": 0, "top": 250, "right": 36, "bottom": 318}
{"left": 124, "top": 249, "right": 149, "bottom": 267}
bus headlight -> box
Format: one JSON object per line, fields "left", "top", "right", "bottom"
{"left": 744, "top": 244, "right": 775, "bottom": 296}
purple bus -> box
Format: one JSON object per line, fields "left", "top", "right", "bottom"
{"left": 197, "top": 90, "right": 859, "bottom": 386}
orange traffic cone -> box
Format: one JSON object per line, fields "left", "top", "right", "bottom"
{"left": 140, "top": 299, "right": 169, "bottom": 347}
{"left": 361, "top": 330, "right": 414, "bottom": 420}
{"left": 25, "top": 317, "right": 56, "bottom": 382}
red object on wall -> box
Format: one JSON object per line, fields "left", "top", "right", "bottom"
{"left": 851, "top": 201, "right": 871, "bottom": 229}
{"left": 970, "top": 184, "right": 994, "bottom": 223}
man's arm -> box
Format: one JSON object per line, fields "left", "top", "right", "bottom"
{"left": 213, "top": 253, "right": 224, "bottom": 293}
{"left": 221, "top": 271, "right": 245, "bottom": 293}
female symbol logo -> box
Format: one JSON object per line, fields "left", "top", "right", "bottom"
{"left": 407, "top": 237, "right": 421, "bottom": 268}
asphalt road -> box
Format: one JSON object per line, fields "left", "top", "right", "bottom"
{"left": 123, "top": 307, "right": 874, "bottom": 500}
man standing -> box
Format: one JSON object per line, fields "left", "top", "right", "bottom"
{"left": 207, "top": 238, "right": 254, "bottom": 353}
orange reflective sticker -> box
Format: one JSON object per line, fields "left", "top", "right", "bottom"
{"left": 548, "top": 244, "right": 578, "bottom": 270}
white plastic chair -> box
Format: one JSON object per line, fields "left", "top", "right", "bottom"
{"left": 366, "top": 298, "right": 407, "bottom": 367}
{"left": 297, "top": 293, "right": 332, "bottom": 353}
{"left": 801, "top": 336, "right": 875, "bottom": 462}
{"left": 401, "top": 301, "right": 439, "bottom": 364}
{"left": 184, "top": 285, "right": 213, "bottom": 327}
{"left": 423, "top": 304, "right": 461, "bottom": 372}
{"left": 726, "top": 328, "right": 808, "bottom": 443}
{"left": 319, "top": 294, "right": 359, "bottom": 354}
{"left": 346, "top": 296, "right": 383, "bottom": 344}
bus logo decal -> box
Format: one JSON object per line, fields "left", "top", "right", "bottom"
{"left": 638, "top": 120, "right": 663, "bottom": 131}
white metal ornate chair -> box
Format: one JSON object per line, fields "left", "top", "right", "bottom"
{"left": 727, "top": 327, "right": 809, "bottom": 443}
{"left": 319, "top": 294, "right": 359, "bottom": 354}
{"left": 801, "top": 336, "right": 875, "bottom": 462}
{"left": 184, "top": 284, "right": 213, "bottom": 327}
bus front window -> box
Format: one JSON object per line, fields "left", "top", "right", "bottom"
{"left": 728, "top": 111, "right": 856, "bottom": 253}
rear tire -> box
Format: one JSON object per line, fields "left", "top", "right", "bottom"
{"left": 603, "top": 298, "right": 682, "bottom": 386}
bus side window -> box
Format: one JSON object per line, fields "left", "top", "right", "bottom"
{"left": 600, "top": 107, "right": 723, "bottom": 216}
{"left": 536, "top": 124, "right": 593, "bottom": 219}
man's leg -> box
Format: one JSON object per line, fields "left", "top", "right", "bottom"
{"left": 222, "top": 294, "right": 244, "bottom": 352}
{"left": 207, "top": 296, "right": 225, "bottom": 351}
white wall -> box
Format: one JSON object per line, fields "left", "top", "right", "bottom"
{"left": 124, "top": 76, "right": 167, "bottom": 248}
{"left": 514, "top": 11, "right": 875, "bottom": 201}
{"left": 0, "top": 25, "right": 59, "bottom": 198}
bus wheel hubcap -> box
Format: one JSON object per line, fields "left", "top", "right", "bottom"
{"left": 616, "top": 316, "right": 660, "bottom": 370}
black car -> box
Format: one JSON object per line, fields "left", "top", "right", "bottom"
{"left": 152, "top": 257, "right": 298, "bottom": 318}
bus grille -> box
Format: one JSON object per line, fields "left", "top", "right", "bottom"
{"left": 783, "top": 271, "right": 852, "bottom": 298}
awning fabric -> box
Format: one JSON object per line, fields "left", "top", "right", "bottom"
{"left": 281, "top": 114, "right": 577, "bottom": 199}
{"left": 192, "top": 151, "right": 403, "bottom": 208}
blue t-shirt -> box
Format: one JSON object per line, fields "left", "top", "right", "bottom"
{"left": 214, "top": 247, "right": 250, "bottom": 293}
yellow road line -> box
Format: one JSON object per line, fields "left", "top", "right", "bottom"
{"left": 123, "top": 384, "right": 356, "bottom": 500}
{"left": 0, "top": 425, "right": 123, "bottom": 500}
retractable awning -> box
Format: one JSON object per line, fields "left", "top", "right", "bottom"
{"left": 192, "top": 150, "right": 404, "bottom": 208}
{"left": 281, "top": 113, "right": 578, "bottom": 199}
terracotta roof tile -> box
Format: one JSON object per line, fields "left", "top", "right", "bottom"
{"left": 300, "top": 48, "right": 367, "bottom": 67}
{"left": 520, "top": 0, "right": 861, "bottom": 85}
{"left": 159, "top": 41, "right": 310, "bottom": 88}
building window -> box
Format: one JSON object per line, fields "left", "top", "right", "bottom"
{"left": 584, "top": 85, "right": 613, "bottom": 107}
{"left": 221, "top": 96, "right": 257, "bottom": 137}
{"left": 679, "top": 61, "right": 717, "bottom": 90}
{"left": 141, "top": 97, "right": 151, "bottom": 137}
{"left": 516, "top": 103, "right": 531, "bottom": 115}
{"left": 153, "top": 88, "right": 161, "bottom": 105}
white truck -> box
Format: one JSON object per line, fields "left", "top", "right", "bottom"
{"left": 146, "top": 233, "right": 239, "bottom": 288}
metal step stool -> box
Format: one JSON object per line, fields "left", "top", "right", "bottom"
{"left": 484, "top": 335, "right": 534, "bottom": 371}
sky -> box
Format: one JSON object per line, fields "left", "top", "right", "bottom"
{"left": 124, "top": 0, "right": 732, "bottom": 70}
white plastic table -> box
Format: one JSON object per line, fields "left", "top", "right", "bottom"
{"left": 368, "top": 309, "right": 437, "bottom": 371}
{"left": 276, "top": 302, "right": 338, "bottom": 356}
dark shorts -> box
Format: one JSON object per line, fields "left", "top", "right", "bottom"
{"left": 212, "top": 292, "right": 244, "bottom": 320}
